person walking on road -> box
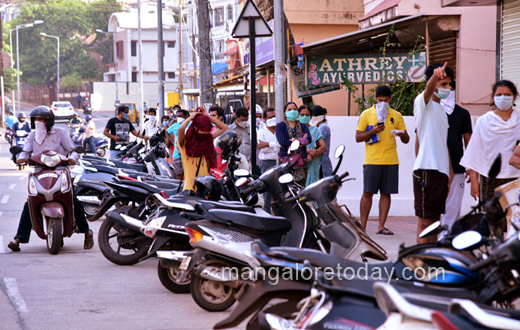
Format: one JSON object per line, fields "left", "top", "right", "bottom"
{"left": 7, "top": 106, "right": 93, "bottom": 252}
{"left": 104, "top": 106, "right": 148, "bottom": 158}
{"left": 76, "top": 93, "right": 82, "bottom": 109}
{"left": 356, "top": 85, "right": 409, "bottom": 235}
{"left": 413, "top": 62, "right": 454, "bottom": 244}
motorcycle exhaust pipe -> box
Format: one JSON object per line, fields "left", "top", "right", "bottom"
{"left": 197, "top": 266, "right": 240, "bottom": 288}
{"left": 106, "top": 212, "right": 145, "bottom": 232}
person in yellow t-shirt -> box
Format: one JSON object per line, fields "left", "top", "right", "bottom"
{"left": 355, "top": 85, "right": 409, "bottom": 235}
{"left": 177, "top": 106, "right": 228, "bottom": 192}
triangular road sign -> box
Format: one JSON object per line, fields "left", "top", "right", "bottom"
{"left": 232, "top": 0, "right": 272, "bottom": 38}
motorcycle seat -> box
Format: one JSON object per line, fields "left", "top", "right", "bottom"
{"left": 109, "top": 159, "right": 147, "bottom": 172}
{"left": 208, "top": 209, "right": 291, "bottom": 232}
{"left": 116, "top": 180, "right": 178, "bottom": 196}
{"left": 197, "top": 200, "right": 255, "bottom": 213}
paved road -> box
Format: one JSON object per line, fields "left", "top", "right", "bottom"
{"left": 0, "top": 111, "right": 420, "bottom": 330}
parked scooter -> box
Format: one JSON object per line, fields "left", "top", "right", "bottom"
{"left": 10, "top": 145, "right": 85, "bottom": 254}
{"left": 72, "top": 127, "right": 109, "bottom": 157}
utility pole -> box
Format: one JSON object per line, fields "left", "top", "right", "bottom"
{"left": 178, "top": 0, "right": 183, "bottom": 107}
{"left": 196, "top": 0, "right": 213, "bottom": 105}
{"left": 0, "top": 10, "right": 4, "bottom": 127}
{"left": 274, "top": 0, "right": 286, "bottom": 122}
{"left": 157, "top": 0, "right": 165, "bottom": 119}
{"left": 138, "top": 0, "right": 144, "bottom": 128}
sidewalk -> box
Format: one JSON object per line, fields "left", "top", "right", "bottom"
{"left": 363, "top": 216, "right": 417, "bottom": 261}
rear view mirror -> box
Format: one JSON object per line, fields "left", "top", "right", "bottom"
{"left": 279, "top": 173, "right": 294, "bottom": 184}
{"left": 419, "top": 221, "right": 443, "bottom": 238}
{"left": 289, "top": 140, "right": 301, "bottom": 152}
{"left": 235, "top": 177, "right": 248, "bottom": 187}
{"left": 9, "top": 146, "right": 23, "bottom": 155}
{"left": 334, "top": 145, "right": 345, "bottom": 159}
{"left": 452, "top": 231, "right": 483, "bottom": 250}
{"left": 488, "top": 154, "right": 501, "bottom": 180}
{"left": 115, "top": 144, "right": 121, "bottom": 150}
{"left": 234, "top": 169, "right": 249, "bottom": 177}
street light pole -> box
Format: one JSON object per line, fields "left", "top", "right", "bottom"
{"left": 96, "top": 29, "right": 118, "bottom": 103}
{"left": 40, "top": 33, "right": 59, "bottom": 101}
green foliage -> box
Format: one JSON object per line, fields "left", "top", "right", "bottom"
{"left": 9, "top": 0, "right": 121, "bottom": 89}
{"left": 60, "top": 73, "right": 82, "bottom": 92}
{"left": 340, "top": 24, "right": 426, "bottom": 116}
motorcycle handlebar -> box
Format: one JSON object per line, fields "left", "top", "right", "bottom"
{"left": 338, "top": 171, "right": 349, "bottom": 180}
{"left": 241, "top": 183, "right": 257, "bottom": 196}
{"left": 286, "top": 195, "right": 299, "bottom": 203}
{"left": 286, "top": 160, "right": 299, "bottom": 171}
{"left": 469, "top": 256, "right": 495, "bottom": 272}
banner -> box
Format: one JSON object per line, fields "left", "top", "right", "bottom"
{"left": 306, "top": 53, "right": 426, "bottom": 86}
{"left": 292, "top": 65, "right": 340, "bottom": 98}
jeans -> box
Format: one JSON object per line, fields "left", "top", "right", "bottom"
{"left": 84, "top": 136, "right": 96, "bottom": 154}
{"left": 109, "top": 150, "right": 120, "bottom": 159}
{"left": 14, "top": 194, "right": 90, "bottom": 243}
{"left": 260, "top": 160, "right": 277, "bottom": 213}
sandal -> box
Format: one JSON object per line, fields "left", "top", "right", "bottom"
{"left": 84, "top": 230, "right": 94, "bottom": 249}
{"left": 8, "top": 239, "right": 21, "bottom": 252}
{"left": 376, "top": 228, "right": 394, "bottom": 235}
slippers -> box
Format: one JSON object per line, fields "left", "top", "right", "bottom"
{"left": 84, "top": 230, "right": 94, "bottom": 249}
{"left": 8, "top": 239, "right": 21, "bottom": 252}
{"left": 376, "top": 228, "right": 394, "bottom": 235}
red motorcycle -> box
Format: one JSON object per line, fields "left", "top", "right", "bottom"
{"left": 11, "top": 146, "right": 81, "bottom": 254}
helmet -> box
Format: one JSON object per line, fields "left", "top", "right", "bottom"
{"left": 85, "top": 115, "right": 92, "bottom": 121}
{"left": 194, "top": 176, "right": 223, "bottom": 201}
{"left": 216, "top": 131, "right": 242, "bottom": 160}
{"left": 149, "top": 135, "right": 161, "bottom": 148}
{"left": 17, "top": 112, "right": 26, "bottom": 122}
{"left": 29, "top": 106, "right": 55, "bottom": 131}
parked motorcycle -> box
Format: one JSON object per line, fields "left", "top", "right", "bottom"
{"left": 10, "top": 145, "right": 85, "bottom": 254}
{"left": 72, "top": 127, "right": 108, "bottom": 157}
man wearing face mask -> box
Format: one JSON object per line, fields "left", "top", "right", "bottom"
{"left": 255, "top": 104, "right": 265, "bottom": 131}
{"left": 8, "top": 106, "right": 94, "bottom": 252}
{"left": 227, "top": 107, "right": 251, "bottom": 159}
{"left": 257, "top": 107, "right": 277, "bottom": 212}
{"left": 413, "top": 62, "right": 455, "bottom": 244}
{"left": 356, "top": 85, "right": 409, "bottom": 235}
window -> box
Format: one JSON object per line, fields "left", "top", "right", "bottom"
{"left": 116, "top": 41, "right": 124, "bottom": 59}
{"left": 132, "top": 72, "right": 137, "bottom": 82}
{"left": 131, "top": 41, "right": 137, "bottom": 57}
{"left": 227, "top": 5, "right": 233, "bottom": 23}
{"left": 168, "top": 72, "right": 175, "bottom": 79}
{"left": 214, "top": 7, "right": 224, "bottom": 27}
{"left": 108, "top": 74, "right": 115, "bottom": 82}
{"left": 167, "top": 41, "right": 175, "bottom": 48}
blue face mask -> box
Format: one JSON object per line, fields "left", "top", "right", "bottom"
{"left": 299, "top": 115, "right": 311, "bottom": 124}
{"left": 162, "top": 121, "right": 169, "bottom": 126}
{"left": 286, "top": 109, "right": 299, "bottom": 121}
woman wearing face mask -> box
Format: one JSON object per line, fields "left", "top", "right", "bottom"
{"left": 275, "top": 102, "right": 312, "bottom": 186}
{"left": 460, "top": 80, "right": 520, "bottom": 202}
{"left": 310, "top": 105, "right": 333, "bottom": 178}
{"left": 299, "top": 105, "right": 327, "bottom": 186}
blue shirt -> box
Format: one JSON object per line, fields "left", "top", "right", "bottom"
{"left": 5, "top": 115, "right": 16, "bottom": 128}
{"left": 167, "top": 122, "right": 191, "bottom": 159}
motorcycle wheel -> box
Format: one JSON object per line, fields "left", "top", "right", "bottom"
{"left": 190, "top": 260, "right": 237, "bottom": 312}
{"left": 46, "top": 218, "right": 63, "bottom": 255}
{"left": 78, "top": 190, "right": 103, "bottom": 218}
{"left": 98, "top": 217, "right": 152, "bottom": 265}
{"left": 246, "top": 300, "right": 300, "bottom": 330}
{"left": 96, "top": 148, "right": 106, "bottom": 157}
{"left": 157, "top": 261, "right": 191, "bottom": 293}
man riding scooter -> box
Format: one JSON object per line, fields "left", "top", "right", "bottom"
{"left": 12, "top": 112, "right": 31, "bottom": 133}
{"left": 7, "top": 106, "right": 94, "bottom": 252}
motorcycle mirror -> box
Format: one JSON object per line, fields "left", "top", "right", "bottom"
{"left": 452, "top": 231, "right": 483, "bottom": 250}
{"left": 235, "top": 177, "right": 248, "bottom": 187}
{"left": 75, "top": 146, "right": 85, "bottom": 154}
{"left": 115, "top": 144, "right": 121, "bottom": 150}
{"left": 279, "top": 173, "right": 294, "bottom": 184}
{"left": 488, "top": 154, "right": 501, "bottom": 180}
{"left": 334, "top": 145, "right": 345, "bottom": 159}
{"left": 120, "top": 146, "right": 127, "bottom": 151}
{"left": 289, "top": 139, "right": 301, "bottom": 152}
{"left": 9, "top": 146, "right": 23, "bottom": 155}
{"left": 234, "top": 169, "right": 249, "bottom": 177}
{"left": 419, "top": 221, "right": 443, "bottom": 238}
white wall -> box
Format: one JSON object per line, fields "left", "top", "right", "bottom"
{"left": 328, "top": 116, "right": 478, "bottom": 217}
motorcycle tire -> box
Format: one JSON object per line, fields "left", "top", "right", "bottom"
{"left": 46, "top": 218, "right": 63, "bottom": 255}
{"left": 96, "top": 148, "right": 106, "bottom": 158}
{"left": 78, "top": 190, "right": 103, "bottom": 219}
{"left": 246, "top": 300, "right": 300, "bottom": 330}
{"left": 190, "top": 259, "right": 237, "bottom": 312}
{"left": 98, "top": 217, "right": 152, "bottom": 265}
{"left": 157, "top": 261, "right": 191, "bottom": 294}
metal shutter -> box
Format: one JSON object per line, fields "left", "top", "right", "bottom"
{"left": 502, "top": 0, "right": 520, "bottom": 86}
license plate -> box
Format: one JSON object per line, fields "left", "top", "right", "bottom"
{"left": 179, "top": 256, "right": 191, "bottom": 270}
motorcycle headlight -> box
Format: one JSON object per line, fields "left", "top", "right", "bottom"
{"left": 16, "top": 130, "right": 26, "bottom": 137}
{"left": 28, "top": 177, "right": 38, "bottom": 196}
{"left": 61, "top": 172, "right": 70, "bottom": 192}
{"left": 41, "top": 154, "right": 61, "bottom": 167}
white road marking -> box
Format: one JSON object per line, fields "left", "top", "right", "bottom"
{"left": 9, "top": 184, "right": 16, "bottom": 190}
{"left": 3, "top": 278, "right": 28, "bottom": 313}
{"left": 18, "top": 174, "right": 28, "bottom": 180}
{"left": 1, "top": 196, "right": 9, "bottom": 204}
{"left": 0, "top": 236, "right": 4, "bottom": 253}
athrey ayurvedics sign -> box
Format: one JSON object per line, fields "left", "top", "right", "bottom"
{"left": 306, "top": 53, "right": 426, "bottom": 86}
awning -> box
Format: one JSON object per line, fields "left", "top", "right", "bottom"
{"left": 214, "top": 74, "right": 244, "bottom": 87}
{"left": 442, "top": 0, "right": 498, "bottom": 6}
{"left": 222, "top": 45, "right": 238, "bottom": 55}
{"left": 212, "top": 62, "right": 228, "bottom": 74}
{"left": 360, "top": 0, "right": 402, "bottom": 20}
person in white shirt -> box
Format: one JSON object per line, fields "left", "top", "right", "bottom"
{"left": 84, "top": 115, "right": 96, "bottom": 154}
{"left": 257, "top": 107, "right": 277, "bottom": 212}
{"left": 144, "top": 108, "right": 159, "bottom": 139}
{"left": 413, "top": 62, "right": 454, "bottom": 244}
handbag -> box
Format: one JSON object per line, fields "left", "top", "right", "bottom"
{"left": 282, "top": 153, "right": 305, "bottom": 169}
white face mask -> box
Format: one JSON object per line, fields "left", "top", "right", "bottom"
{"left": 494, "top": 96, "right": 514, "bottom": 112}
{"left": 177, "top": 117, "right": 185, "bottom": 124}
{"left": 434, "top": 88, "right": 451, "bottom": 100}
{"left": 256, "top": 118, "right": 261, "bottom": 126}
{"left": 34, "top": 121, "right": 47, "bottom": 145}
{"left": 266, "top": 118, "right": 277, "bottom": 127}
{"left": 237, "top": 120, "right": 247, "bottom": 128}
{"left": 375, "top": 101, "right": 389, "bottom": 122}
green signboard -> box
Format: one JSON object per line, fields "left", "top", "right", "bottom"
{"left": 306, "top": 53, "right": 426, "bottom": 86}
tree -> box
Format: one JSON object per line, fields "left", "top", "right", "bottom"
{"left": 10, "top": 0, "right": 121, "bottom": 102}
{"left": 197, "top": 0, "right": 213, "bottom": 104}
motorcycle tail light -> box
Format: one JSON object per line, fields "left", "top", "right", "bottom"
{"left": 142, "top": 216, "right": 166, "bottom": 238}
{"left": 61, "top": 173, "right": 70, "bottom": 192}
{"left": 186, "top": 227, "right": 203, "bottom": 244}
{"left": 28, "top": 177, "right": 38, "bottom": 196}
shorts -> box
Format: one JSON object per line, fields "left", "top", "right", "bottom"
{"left": 413, "top": 169, "right": 449, "bottom": 220}
{"left": 363, "top": 165, "right": 399, "bottom": 194}
{"left": 172, "top": 157, "right": 183, "bottom": 176}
